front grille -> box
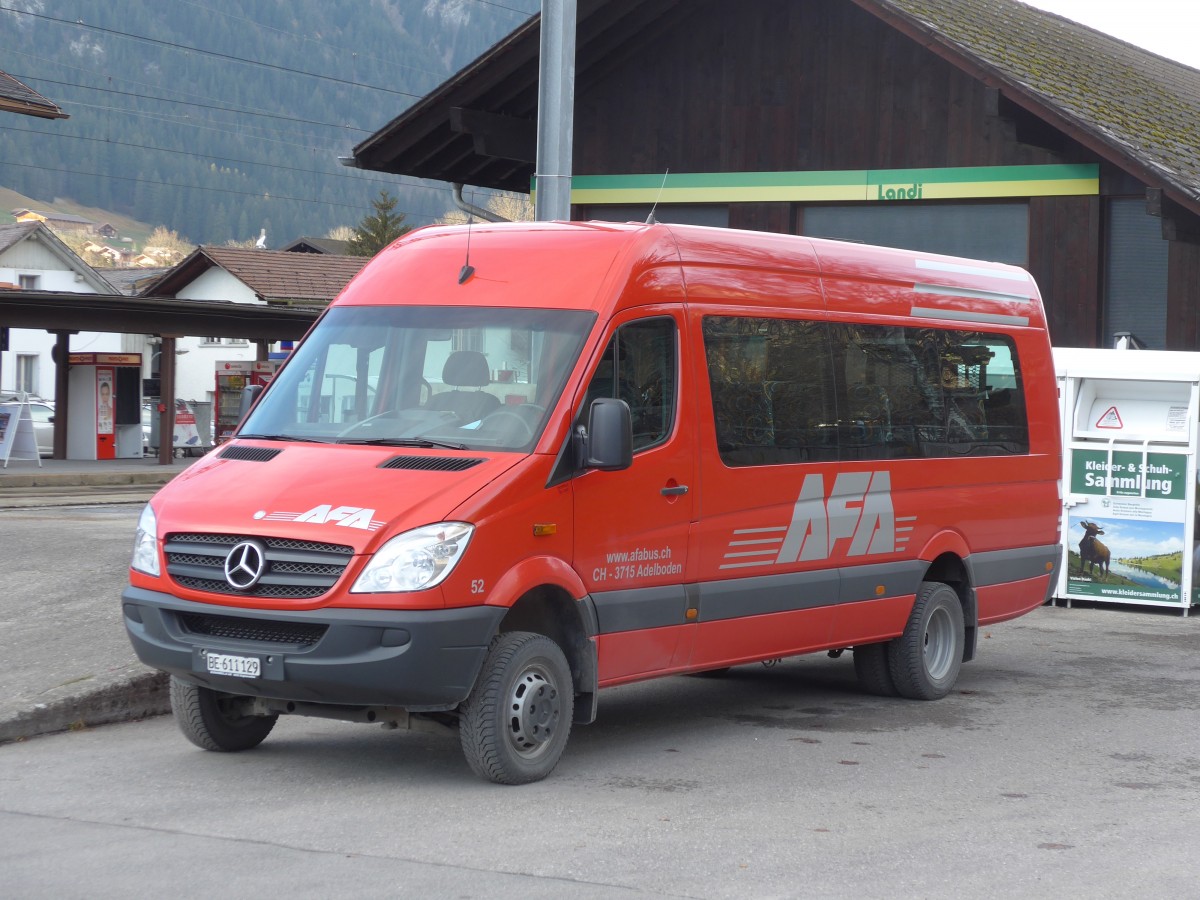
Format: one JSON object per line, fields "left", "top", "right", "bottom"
{"left": 179, "top": 612, "right": 327, "bottom": 647}
{"left": 164, "top": 533, "right": 354, "bottom": 599}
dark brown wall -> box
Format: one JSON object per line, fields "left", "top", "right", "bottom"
{"left": 1028, "top": 195, "right": 1101, "bottom": 347}
{"left": 1166, "top": 239, "right": 1200, "bottom": 350}
{"left": 574, "top": 0, "right": 1188, "bottom": 349}
{"left": 576, "top": 0, "right": 1066, "bottom": 174}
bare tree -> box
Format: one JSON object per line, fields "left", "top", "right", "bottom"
{"left": 437, "top": 191, "right": 533, "bottom": 225}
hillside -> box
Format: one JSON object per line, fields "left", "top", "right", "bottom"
{"left": 0, "top": 187, "right": 158, "bottom": 249}
{"left": 0, "top": 0, "right": 538, "bottom": 247}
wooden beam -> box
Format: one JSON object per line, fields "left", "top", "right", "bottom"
{"left": 1148, "top": 188, "right": 1200, "bottom": 244}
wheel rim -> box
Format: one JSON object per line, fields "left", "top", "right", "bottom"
{"left": 923, "top": 606, "right": 956, "bottom": 681}
{"left": 507, "top": 662, "right": 562, "bottom": 759}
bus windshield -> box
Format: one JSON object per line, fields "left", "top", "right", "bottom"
{"left": 240, "top": 305, "right": 596, "bottom": 452}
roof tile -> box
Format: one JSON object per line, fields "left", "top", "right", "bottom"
{"left": 874, "top": 0, "right": 1200, "bottom": 201}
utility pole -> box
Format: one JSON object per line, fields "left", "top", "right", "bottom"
{"left": 534, "top": 0, "right": 576, "bottom": 221}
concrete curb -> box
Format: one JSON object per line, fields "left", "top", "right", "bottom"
{"left": 0, "top": 487, "right": 164, "bottom": 509}
{"left": 0, "top": 669, "right": 170, "bottom": 744}
{"left": 0, "top": 469, "right": 181, "bottom": 489}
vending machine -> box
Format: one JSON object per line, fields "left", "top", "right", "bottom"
{"left": 67, "top": 353, "right": 143, "bottom": 460}
{"left": 214, "top": 360, "right": 279, "bottom": 443}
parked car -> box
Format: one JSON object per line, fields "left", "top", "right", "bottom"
{"left": 29, "top": 401, "right": 56, "bottom": 457}
{"left": 5, "top": 398, "right": 153, "bottom": 457}
{"left": 2, "top": 398, "right": 59, "bottom": 457}
{"left": 1, "top": 395, "right": 55, "bottom": 456}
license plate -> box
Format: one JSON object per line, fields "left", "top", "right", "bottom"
{"left": 205, "top": 651, "right": 261, "bottom": 678}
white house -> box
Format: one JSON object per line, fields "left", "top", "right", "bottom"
{"left": 139, "top": 246, "right": 367, "bottom": 410}
{"left": 0, "top": 222, "right": 121, "bottom": 400}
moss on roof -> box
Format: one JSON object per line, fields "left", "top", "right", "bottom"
{"left": 875, "top": 0, "right": 1200, "bottom": 201}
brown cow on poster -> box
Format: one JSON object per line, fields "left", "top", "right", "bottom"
{"left": 1078, "top": 520, "right": 1110, "bottom": 580}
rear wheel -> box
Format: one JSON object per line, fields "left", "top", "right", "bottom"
{"left": 853, "top": 643, "right": 899, "bottom": 696}
{"left": 887, "top": 581, "right": 964, "bottom": 700}
{"left": 459, "top": 632, "right": 574, "bottom": 785}
{"left": 169, "top": 676, "right": 277, "bottom": 752}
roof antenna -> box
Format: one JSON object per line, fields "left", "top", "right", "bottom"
{"left": 646, "top": 169, "right": 670, "bottom": 224}
{"left": 459, "top": 195, "right": 476, "bottom": 285}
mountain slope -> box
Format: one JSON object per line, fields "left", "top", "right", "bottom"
{"left": 0, "top": 0, "right": 538, "bottom": 246}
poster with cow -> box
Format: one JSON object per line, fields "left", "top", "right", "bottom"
{"left": 1065, "top": 447, "right": 1190, "bottom": 605}
{"left": 1066, "top": 514, "right": 1185, "bottom": 604}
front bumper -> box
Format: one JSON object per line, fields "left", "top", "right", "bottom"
{"left": 122, "top": 586, "right": 505, "bottom": 711}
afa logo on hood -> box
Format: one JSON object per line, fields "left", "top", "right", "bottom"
{"left": 255, "top": 504, "right": 385, "bottom": 531}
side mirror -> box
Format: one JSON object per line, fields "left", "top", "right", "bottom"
{"left": 578, "top": 397, "right": 632, "bottom": 471}
{"left": 239, "top": 383, "right": 264, "bottom": 421}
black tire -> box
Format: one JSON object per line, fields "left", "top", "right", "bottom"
{"left": 169, "top": 676, "right": 277, "bottom": 752}
{"left": 459, "top": 632, "right": 574, "bottom": 785}
{"left": 853, "top": 643, "right": 899, "bottom": 697}
{"left": 887, "top": 581, "right": 965, "bottom": 700}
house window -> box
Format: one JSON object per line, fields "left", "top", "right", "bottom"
{"left": 202, "top": 337, "right": 224, "bottom": 346}
{"left": 18, "top": 274, "right": 39, "bottom": 290}
{"left": 16, "top": 354, "right": 38, "bottom": 395}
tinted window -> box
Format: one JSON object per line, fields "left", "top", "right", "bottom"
{"left": 704, "top": 316, "right": 1028, "bottom": 466}
{"left": 582, "top": 317, "right": 677, "bottom": 453}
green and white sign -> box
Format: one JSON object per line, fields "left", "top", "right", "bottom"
{"left": 1069, "top": 449, "right": 1186, "bottom": 500}
{"left": 566, "top": 164, "right": 1099, "bottom": 206}
{"left": 1066, "top": 449, "right": 1189, "bottom": 604}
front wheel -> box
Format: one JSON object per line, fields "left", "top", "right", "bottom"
{"left": 887, "top": 581, "right": 964, "bottom": 700}
{"left": 169, "top": 676, "right": 277, "bottom": 752}
{"left": 459, "top": 632, "right": 574, "bottom": 785}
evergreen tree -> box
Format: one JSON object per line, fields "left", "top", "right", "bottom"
{"left": 347, "top": 190, "right": 412, "bottom": 257}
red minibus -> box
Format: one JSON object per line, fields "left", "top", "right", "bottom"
{"left": 125, "top": 221, "right": 1062, "bottom": 783}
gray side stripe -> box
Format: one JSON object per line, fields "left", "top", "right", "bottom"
{"left": 697, "top": 567, "right": 842, "bottom": 622}
{"left": 590, "top": 544, "right": 1060, "bottom": 635}
{"left": 910, "top": 306, "right": 1030, "bottom": 327}
{"left": 592, "top": 584, "right": 689, "bottom": 634}
{"left": 969, "top": 544, "right": 1060, "bottom": 587}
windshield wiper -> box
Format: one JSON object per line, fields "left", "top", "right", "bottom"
{"left": 238, "top": 433, "right": 337, "bottom": 444}
{"left": 337, "top": 437, "right": 471, "bottom": 450}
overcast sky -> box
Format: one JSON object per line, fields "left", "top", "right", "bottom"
{"left": 1022, "top": 0, "right": 1200, "bottom": 68}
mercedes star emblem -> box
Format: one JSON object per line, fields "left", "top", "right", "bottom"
{"left": 224, "top": 540, "right": 267, "bottom": 590}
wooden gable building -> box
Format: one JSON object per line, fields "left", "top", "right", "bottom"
{"left": 346, "top": 0, "right": 1200, "bottom": 351}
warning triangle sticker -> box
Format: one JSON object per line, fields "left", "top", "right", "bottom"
{"left": 1095, "top": 406, "right": 1123, "bottom": 429}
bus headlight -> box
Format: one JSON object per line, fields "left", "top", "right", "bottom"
{"left": 352, "top": 523, "right": 474, "bottom": 593}
{"left": 131, "top": 503, "right": 160, "bottom": 577}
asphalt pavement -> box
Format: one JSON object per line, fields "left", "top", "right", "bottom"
{"left": 0, "top": 454, "right": 195, "bottom": 743}
{"left": 2, "top": 452, "right": 1196, "bottom": 759}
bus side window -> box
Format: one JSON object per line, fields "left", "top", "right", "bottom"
{"left": 581, "top": 318, "right": 677, "bottom": 453}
